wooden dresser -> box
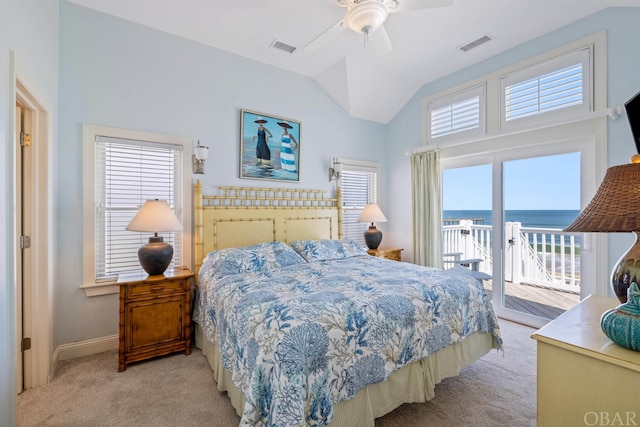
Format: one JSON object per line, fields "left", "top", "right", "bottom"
{"left": 531, "top": 295, "right": 640, "bottom": 426}
{"left": 367, "top": 246, "right": 403, "bottom": 262}
{"left": 118, "top": 267, "right": 193, "bottom": 372}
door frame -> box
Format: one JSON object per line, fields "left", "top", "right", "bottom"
{"left": 12, "top": 60, "right": 54, "bottom": 389}
{"left": 441, "top": 131, "right": 606, "bottom": 327}
{"left": 491, "top": 139, "right": 599, "bottom": 327}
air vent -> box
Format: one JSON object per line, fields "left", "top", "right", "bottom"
{"left": 459, "top": 35, "right": 492, "bottom": 53}
{"left": 271, "top": 40, "right": 297, "bottom": 54}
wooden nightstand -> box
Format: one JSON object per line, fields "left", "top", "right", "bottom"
{"left": 118, "top": 267, "right": 193, "bottom": 372}
{"left": 366, "top": 246, "right": 403, "bottom": 262}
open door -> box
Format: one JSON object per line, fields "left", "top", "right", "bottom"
{"left": 15, "top": 105, "right": 24, "bottom": 393}
{"left": 15, "top": 77, "right": 52, "bottom": 390}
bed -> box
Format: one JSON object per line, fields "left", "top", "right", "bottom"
{"left": 191, "top": 182, "right": 502, "bottom": 427}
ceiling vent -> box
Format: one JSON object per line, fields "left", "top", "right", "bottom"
{"left": 271, "top": 40, "right": 297, "bottom": 54}
{"left": 459, "top": 35, "right": 492, "bottom": 53}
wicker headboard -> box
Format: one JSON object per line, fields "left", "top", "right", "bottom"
{"left": 193, "top": 181, "right": 342, "bottom": 280}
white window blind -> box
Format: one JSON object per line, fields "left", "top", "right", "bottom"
{"left": 427, "top": 85, "right": 485, "bottom": 142}
{"left": 340, "top": 165, "right": 378, "bottom": 246}
{"left": 94, "top": 136, "right": 183, "bottom": 281}
{"left": 431, "top": 96, "right": 480, "bottom": 137}
{"left": 501, "top": 47, "right": 591, "bottom": 129}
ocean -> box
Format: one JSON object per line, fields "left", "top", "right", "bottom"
{"left": 443, "top": 210, "right": 580, "bottom": 229}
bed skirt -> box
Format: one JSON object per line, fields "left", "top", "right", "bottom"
{"left": 195, "top": 325, "right": 499, "bottom": 427}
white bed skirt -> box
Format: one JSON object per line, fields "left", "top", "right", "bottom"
{"left": 195, "top": 325, "right": 498, "bottom": 426}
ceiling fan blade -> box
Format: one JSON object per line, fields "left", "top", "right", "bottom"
{"left": 391, "top": 0, "right": 453, "bottom": 13}
{"left": 303, "top": 19, "right": 346, "bottom": 52}
{"left": 369, "top": 25, "right": 392, "bottom": 56}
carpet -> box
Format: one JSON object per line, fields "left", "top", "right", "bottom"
{"left": 17, "top": 319, "right": 536, "bottom": 426}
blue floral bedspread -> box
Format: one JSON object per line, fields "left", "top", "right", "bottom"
{"left": 193, "top": 243, "right": 501, "bottom": 427}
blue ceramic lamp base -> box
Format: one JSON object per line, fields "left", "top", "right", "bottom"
{"left": 600, "top": 282, "right": 640, "bottom": 351}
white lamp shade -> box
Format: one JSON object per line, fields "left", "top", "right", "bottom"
{"left": 358, "top": 203, "right": 387, "bottom": 223}
{"left": 126, "top": 199, "right": 183, "bottom": 233}
{"left": 194, "top": 145, "right": 209, "bottom": 161}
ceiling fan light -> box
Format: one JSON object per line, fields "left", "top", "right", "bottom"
{"left": 345, "top": 1, "right": 388, "bottom": 35}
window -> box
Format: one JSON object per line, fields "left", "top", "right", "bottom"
{"left": 500, "top": 47, "right": 592, "bottom": 130}
{"left": 426, "top": 84, "right": 485, "bottom": 142}
{"left": 335, "top": 158, "right": 380, "bottom": 246}
{"left": 82, "top": 125, "right": 192, "bottom": 296}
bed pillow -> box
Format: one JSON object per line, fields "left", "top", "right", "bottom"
{"left": 289, "top": 239, "right": 368, "bottom": 262}
{"left": 200, "top": 241, "right": 307, "bottom": 281}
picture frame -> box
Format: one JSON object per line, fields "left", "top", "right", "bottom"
{"left": 240, "top": 109, "right": 301, "bottom": 182}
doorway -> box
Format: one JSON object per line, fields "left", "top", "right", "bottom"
{"left": 14, "top": 76, "right": 52, "bottom": 391}
{"left": 442, "top": 140, "right": 596, "bottom": 328}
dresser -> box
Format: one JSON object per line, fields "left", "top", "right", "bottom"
{"left": 118, "top": 267, "right": 193, "bottom": 372}
{"left": 531, "top": 295, "right": 640, "bottom": 426}
{"left": 366, "top": 246, "right": 403, "bottom": 261}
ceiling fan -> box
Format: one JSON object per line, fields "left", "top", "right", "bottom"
{"left": 304, "top": 0, "right": 453, "bottom": 56}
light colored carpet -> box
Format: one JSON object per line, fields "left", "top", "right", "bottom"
{"left": 17, "top": 320, "right": 536, "bottom": 426}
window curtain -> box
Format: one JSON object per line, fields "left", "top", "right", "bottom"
{"left": 410, "top": 150, "right": 442, "bottom": 267}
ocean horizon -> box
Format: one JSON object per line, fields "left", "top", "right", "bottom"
{"left": 443, "top": 209, "right": 580, "bottom": 230}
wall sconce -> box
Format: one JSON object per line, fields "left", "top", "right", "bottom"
{"left": 329, "top": 160, "right": 343, "bottom": 182}
{"left": 193, "top": 140, "right": 209, "bottom": 174}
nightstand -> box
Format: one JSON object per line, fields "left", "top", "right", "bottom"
{"left": 532, "top": 295, "right": 640, "bottom": 425}
{"left": 366, "top": 246, "right": 403, "bottom": 262}
{"left": 118, "top": 267, "right": 193, "bottom": 372}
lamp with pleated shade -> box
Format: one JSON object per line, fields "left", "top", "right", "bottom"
{"left": 126, "top": 199, "right": 183, "bottom": 276}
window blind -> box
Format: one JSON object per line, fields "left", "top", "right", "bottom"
{"left": 501, "top": 47, "right": 591, "bottom": 127}
{"left": 340, "top": 170, "right": 377, "bottom": 246}
{"left": 431, "top": 95, "right": 480, "bottom": 138}
{"left": 94, "top": 136, "right": 183, "bottom": 281}
{"left": 505, "top": 63, "right": 583, "bottom": 121}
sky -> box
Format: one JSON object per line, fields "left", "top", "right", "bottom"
{"left": 442, "top": 152, "right": 581, "bottom": 211}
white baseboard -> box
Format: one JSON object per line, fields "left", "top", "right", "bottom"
{"left": 53, "top": 334, "right": 119, "bottom": 364}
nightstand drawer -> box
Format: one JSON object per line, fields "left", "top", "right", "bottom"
{"left": 379, "top": 252, "right": 401, "bottom": 261}
{"left": 127, "top": 280, "right": 183, "bottom": 298}
{"left": 367, "top": 247, "right": 403, "bottom": 262}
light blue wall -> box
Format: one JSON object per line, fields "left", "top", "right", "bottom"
{"left": 56, "top": 2, "right": 387, "bottom": 345}
{"left": 0, "top": 1, "right": 59, "bottom": 425}
{"left": 385, "top": 8, "right": 640, "bottom": 272}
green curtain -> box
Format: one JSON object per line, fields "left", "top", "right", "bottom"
{"left": 410, "top": 150, "right": 442, "bottom": 267}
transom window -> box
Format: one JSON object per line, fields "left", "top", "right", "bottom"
{"left": 500, "top": 47, "right": 592, "bottom": 130}
{"left": 426, "top": 85, "right": 486, "bottom": 142}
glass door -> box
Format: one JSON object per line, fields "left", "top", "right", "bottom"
{"left": 500, "top": 153, "right": 581, "bottom": 323}
{"left": 442, "top": 143, "right": 596, "bottom": 328}
{"left": 442, "top": 163, "right": 493, "bottom": 297}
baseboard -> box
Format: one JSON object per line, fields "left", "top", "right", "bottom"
{"left": 53, "top": 334, "right": 119, "bottom": 364}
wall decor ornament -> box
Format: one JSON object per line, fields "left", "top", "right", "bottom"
{"left": 240, "top": 109, "right": 301, "bottom": 182}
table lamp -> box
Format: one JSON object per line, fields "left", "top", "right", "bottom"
{"left": 564, "top": 160, "right": 640, "bottom": 352}
{"left": 358, "top": 203, "right": 387, "bottom": 250}
{"left": 564, "top": 160, "right": 640, "bottom": 303}
{"left": 126, "top": 199, "right": 183, "bottom": 276}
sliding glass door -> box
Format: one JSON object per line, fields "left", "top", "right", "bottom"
{"left": 442, "top": 139, "right": 597, "bottom": 328}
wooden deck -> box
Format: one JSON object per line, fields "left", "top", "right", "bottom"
{"left": 483, "top": 280, "right": 581, "bottom": 319}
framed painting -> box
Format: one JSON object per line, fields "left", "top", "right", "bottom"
{"left": 240, "top": 109, "right": 301, "bottom": 182}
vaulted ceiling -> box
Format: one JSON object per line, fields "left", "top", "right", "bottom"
{"left": 67, "top": 0, "right": 640, "bottom": 123}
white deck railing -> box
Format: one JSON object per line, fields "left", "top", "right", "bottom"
{"left": 443, "top": 220, "right": 580, "bottom": 293}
